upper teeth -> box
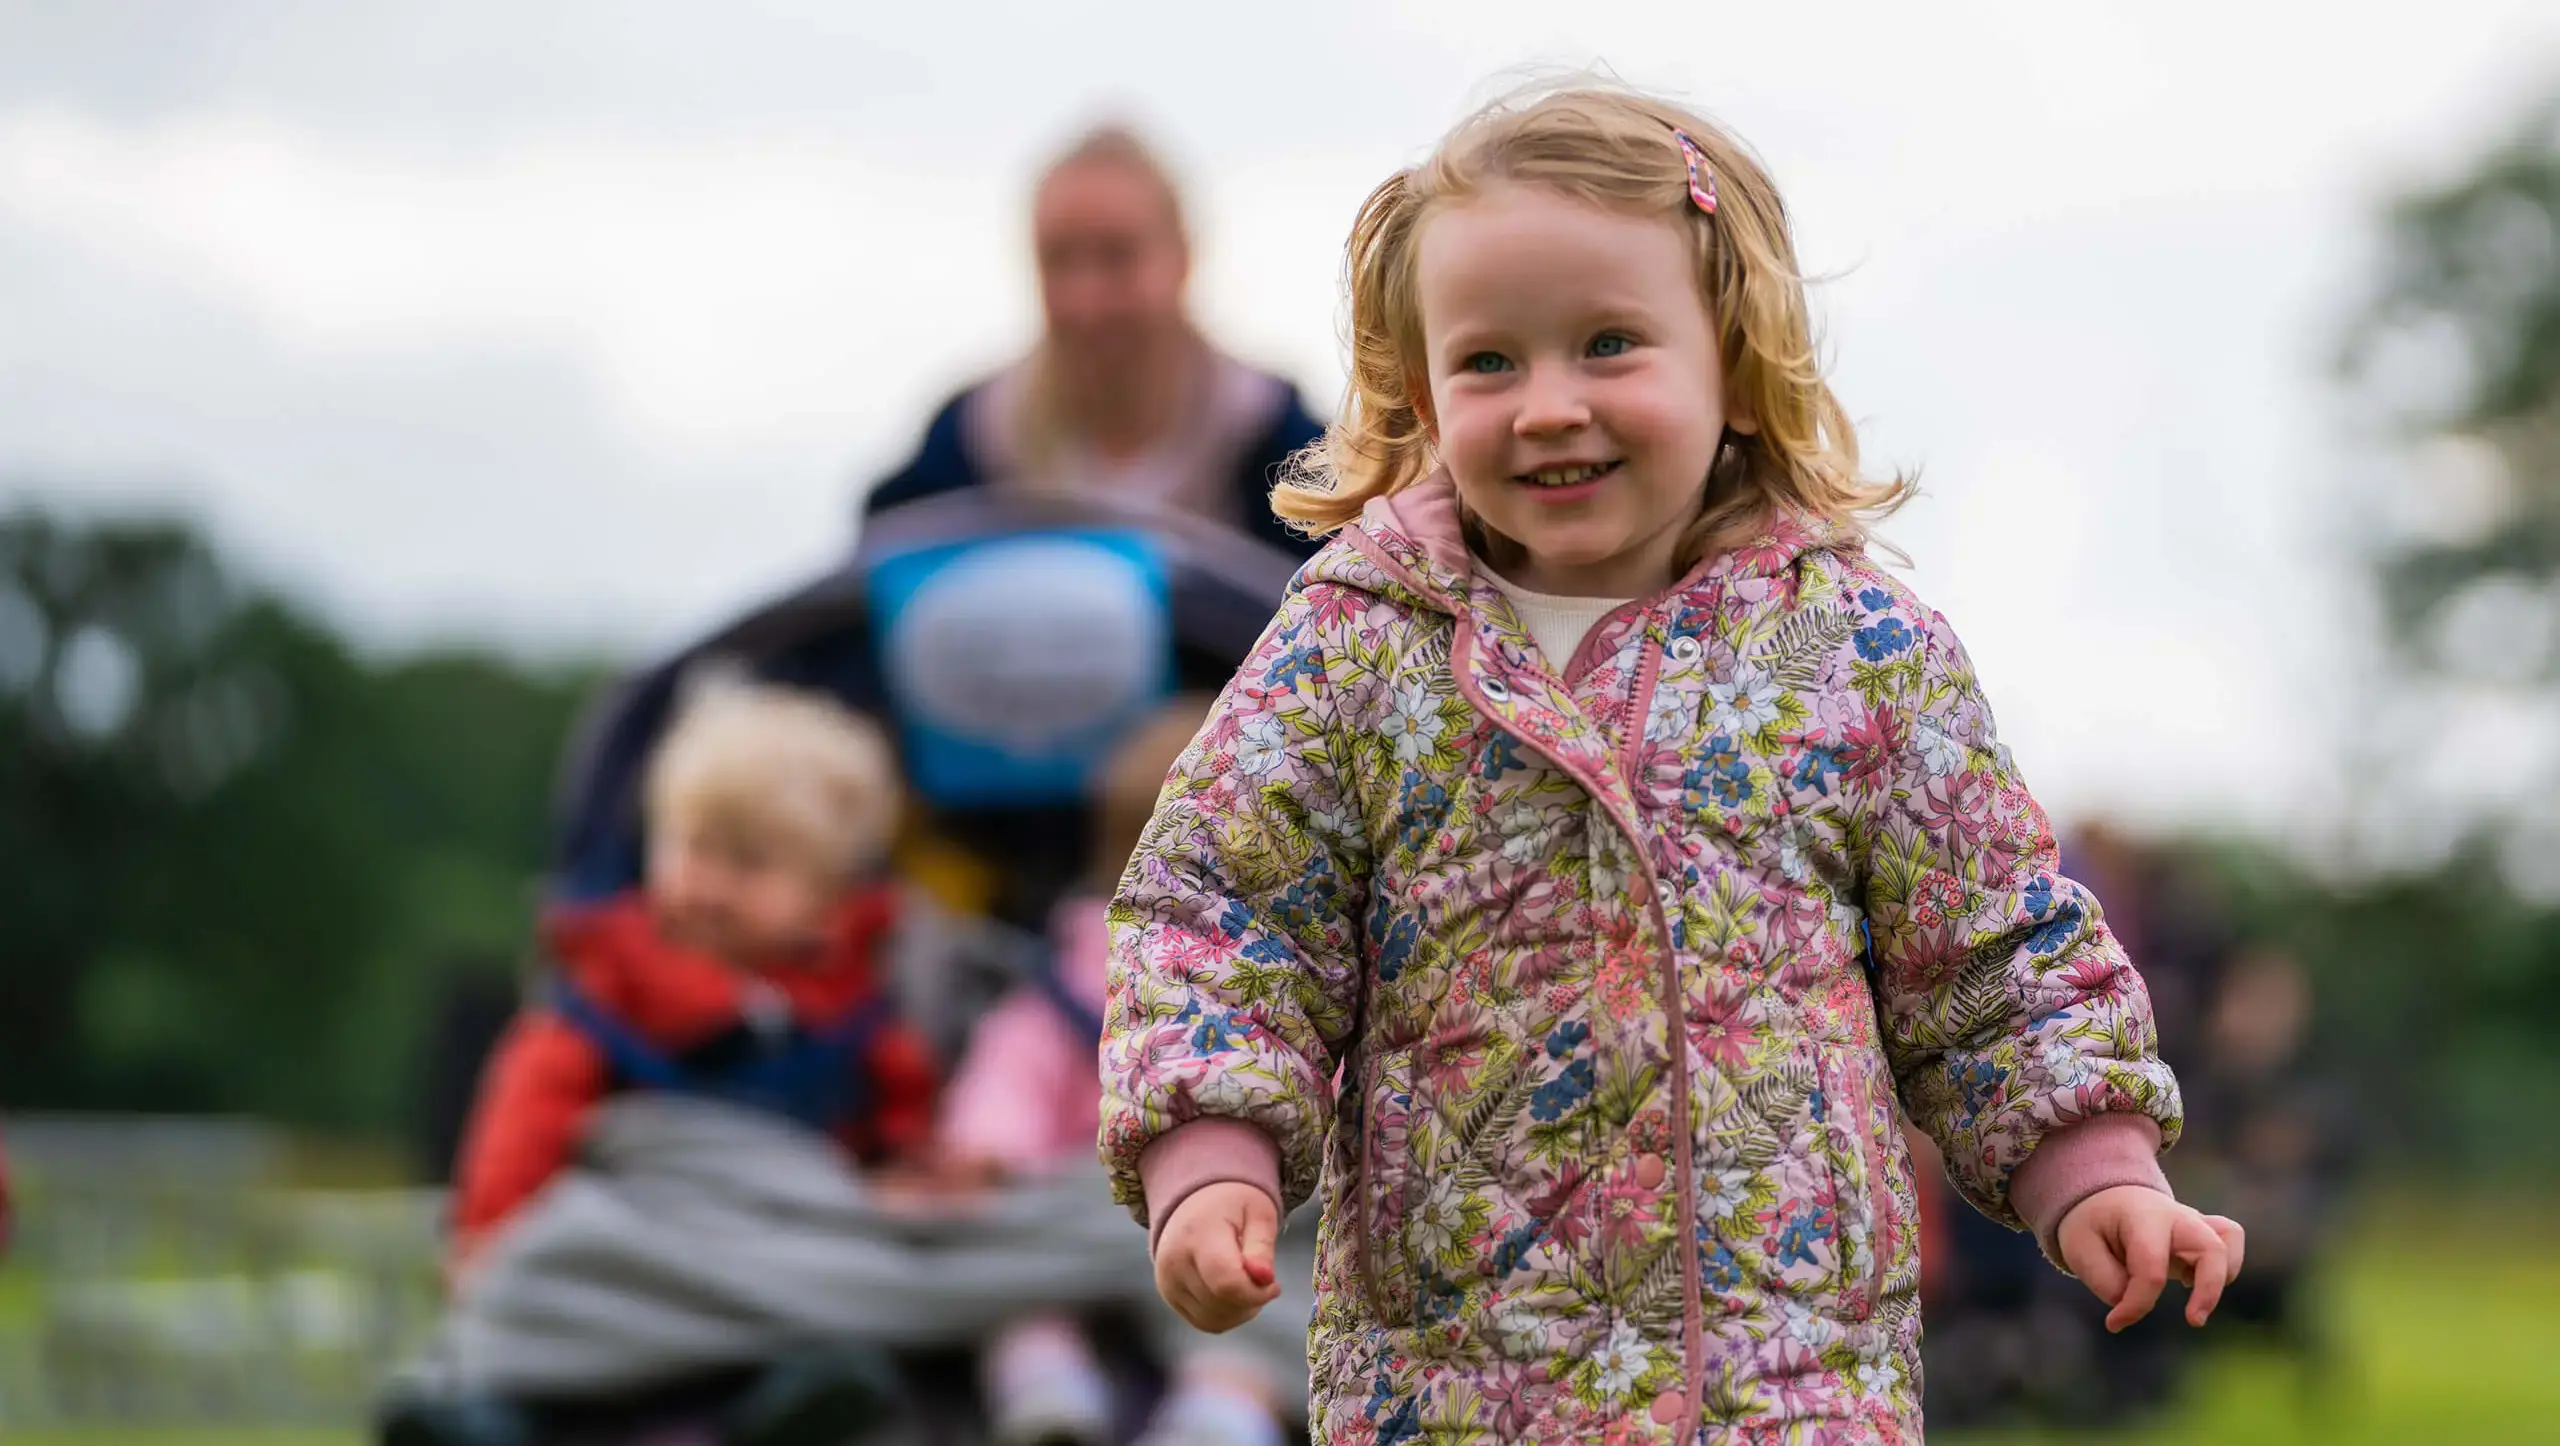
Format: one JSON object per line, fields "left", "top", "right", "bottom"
{"left": 1529, "top": 463, "right": 1610, "bottom": 486}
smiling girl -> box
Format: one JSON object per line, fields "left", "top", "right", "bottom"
{"left": 1099, "top": 84, "right": 2241, "bottom": 1443}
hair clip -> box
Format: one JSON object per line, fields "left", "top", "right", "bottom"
{"left": 1674, "top": 130, "right": 1719, "bottom": 216}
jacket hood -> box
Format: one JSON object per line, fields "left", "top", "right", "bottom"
{"left": 1297, "top": 469, "right": 1856, "bottom": 614}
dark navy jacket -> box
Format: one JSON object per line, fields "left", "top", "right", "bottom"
{"left": 861, "top": 379, "right": 1327, "bottom": 562}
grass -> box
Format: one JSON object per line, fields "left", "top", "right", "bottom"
{"left": 10, "top": 1197, "right": 2552, "bottom": 1446}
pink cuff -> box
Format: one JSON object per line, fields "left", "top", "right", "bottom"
{"left": 1137, "top": 1118, "right": 1281, "bottom": 1256}
{"left": 2011, "top": 1112, "right": 2171, "bottom": 1266}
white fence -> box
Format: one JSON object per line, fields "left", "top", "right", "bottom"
{"left": 0, "top": 1114, "right": 445, "bottom": 1430}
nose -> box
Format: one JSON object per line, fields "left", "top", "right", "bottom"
{"left": 1512, "top": 364, "right": 1589, "bottom": 438}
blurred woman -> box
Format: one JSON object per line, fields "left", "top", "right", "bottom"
{"left": 862, "top": 125, "right": 1323, "bottom": 557}
{"left": 856, "top": 125, "right": 1323, "bottom": 929}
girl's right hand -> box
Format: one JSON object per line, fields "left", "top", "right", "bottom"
{"left": 1153, "top": 1180, "right": 1282, "bottom": 1332}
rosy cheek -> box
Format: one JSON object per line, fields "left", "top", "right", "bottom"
{"left": 1443, "top": 404, "right": 1503, "bottom": 463}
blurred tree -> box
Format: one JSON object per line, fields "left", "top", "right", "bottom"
{"left": 2254, "top": 88, "right": 2560, "bottom": 1179}
{"left": 2341, "top": 93, "right": 2560, "bottom": 875}
{"left": 0, "top": 505, "right": 602, "bottom": 1136}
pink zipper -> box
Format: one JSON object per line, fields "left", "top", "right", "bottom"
{"left": 1345, "top": 524, "right": 1712, "bottom": 1432}
{"left": 1448, "top": 620, "right": 1707, "bottom": 1436}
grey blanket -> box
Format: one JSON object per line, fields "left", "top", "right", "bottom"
{"left": 402, "top": 1096, "right": 1311, "bottom": 1410}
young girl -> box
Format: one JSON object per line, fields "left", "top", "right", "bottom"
{"left": 1099, "top": 85, "right": 2243, "bottom": 1443}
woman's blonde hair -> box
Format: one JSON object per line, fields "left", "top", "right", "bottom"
{"left": 1038, "top": 123, "right": 1188, "bottom": 240}
{"left": 645, "top": 676, "right": 901, "bottom": 881}
{"left": 1273, "top": 83, "right": 1911, "bottom": 561}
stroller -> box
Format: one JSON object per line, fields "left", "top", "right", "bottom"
{"left": 395, "top": 490, "right": 1310, "bottom": 1446}
{"left": 556, "top": 489, "right": 1303, "bottom": 922}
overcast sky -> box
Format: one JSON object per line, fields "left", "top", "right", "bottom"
{"left": 3, "top": 0, "right": 2554, "bottom": 837}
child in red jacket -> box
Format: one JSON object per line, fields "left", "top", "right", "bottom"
{"left": 453, "top": 678, "right": 933, "bottom": 1270}
{"left": 395, "top": 679, "right": 933, "bottom": 1446}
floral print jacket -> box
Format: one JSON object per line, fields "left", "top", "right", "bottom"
{"left": 1101, "top": 477, "right": 2182, "bottom": 1444}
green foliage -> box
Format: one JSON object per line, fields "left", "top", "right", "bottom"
{"left": 2188, "top": 834, "right": 2560, "bottom": 1178}
{"left": 2276, "top": 86, "right": 2560, "bottom": 1179}
{"left": 0, "top": 505, "right": 605, "bottom": 1135}
{"left": 2342, "top": 96, "right": 2560, "bottom": 668}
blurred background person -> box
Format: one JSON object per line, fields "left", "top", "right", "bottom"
{"left": 2175, "top": 943, "right": 2354, "bottom": 1379}
{"left": 848, "top": 123, "right": 1326, "bottom": 936}
{"left": 1918, "top": 823, "right": 2355, "bottom": 1429}
{"left": 385, "top": 681, "right": 929, "bottom": 1446}
{"left": 861, "top": 125, "right": 1325, "bottom": 560}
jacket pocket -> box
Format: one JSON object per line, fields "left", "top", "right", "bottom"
{"left": 1354, "top": 1044, "right": 1420, "bottom": 1325}
{"left": 1815, "top": 1047, "right": 1893, "bottom": 1321}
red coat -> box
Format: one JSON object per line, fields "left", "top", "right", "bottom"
{"left": 450, "top": 888, "right": 935, "bottom": 1264}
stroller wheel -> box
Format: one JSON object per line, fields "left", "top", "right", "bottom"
{"left": 721, "top": 1347, "right": 908, "bottom": 1446}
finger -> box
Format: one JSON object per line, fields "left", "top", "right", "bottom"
{"left": 1167, "top": 1267, "right": 1251, "bottom": 1333}
{"left": 1165, "top": 1266, "right": 1237, "bottom": 1333}
{"left": 2210, "top": 1215, "right": 2247, "bottom": 1282}
{"left": 2106, "top": 1217, "right": 2170, "bottom": 1334}
{"left": 1154, "top": 1253, "right": 1196, "bottom": 1317}
{"left": 1239, "top": 1196, "right": 1280, "bottom": 1290}
{"left": 2175, "top": 1215, "right": 2231, "bottom": 1326}
{"left": 1172, "top": 1284, "right": 1233, "bottom": 1330}
{"left": 1164, "top": 1278, "right": 1208, "bottom": 1330}
{"left": 1181, "top": 1289, "right": 1237, "bottom": 1333}
{"left": 1157, "top": 1246, "right": 1218, "bottom": 1321}
{"left": 2067, "top": 1226, "right": 2131, "bottom": 1309}
{"left": 1194, "top": 1231, "right": 1260, "bottom": 1307}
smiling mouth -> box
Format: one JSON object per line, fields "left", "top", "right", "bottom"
{"left": 1515, "top": 460, "right": 1623, "bottom": 488}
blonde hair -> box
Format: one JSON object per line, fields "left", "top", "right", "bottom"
{"left": 1039, "top": 123, "right": 1188, "bottom": 240}
{"left": 645, "top": 677, "right": 900, "bottom": 881}
{"left": 1273, "top": 83, "right": 1911, "bottom": 561}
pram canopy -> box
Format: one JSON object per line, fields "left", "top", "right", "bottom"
{"left": 547, "top": 490, "right": 1307, "bottom": 913}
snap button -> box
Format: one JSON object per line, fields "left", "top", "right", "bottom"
{"left": 1668, "top": 635, "right": 1702, "bottom": 663}
{"left": 1480, "top": 677, "right": 1511, "bottom": 702}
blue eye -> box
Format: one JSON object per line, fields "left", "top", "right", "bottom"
{"left": 1589, "top": 332, "right": 1634, "bottom": 358}
{"left": 1464, "top": 352, "right": 1510, "bottom": 375}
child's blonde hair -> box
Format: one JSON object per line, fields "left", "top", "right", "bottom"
{"left": 645, "top": 676, "right": 900, "bottom": 881}
{"left": 1273, "top": 83, "right": 1912, "bottom": 561}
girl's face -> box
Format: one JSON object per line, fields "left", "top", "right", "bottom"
{"left": 1415, "top": 182, "right": 1743, "bottom": 597}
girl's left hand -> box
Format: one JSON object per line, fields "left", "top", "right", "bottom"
{"left": 2055, "top": 1186, "right": 2245, "bottom": 1332}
